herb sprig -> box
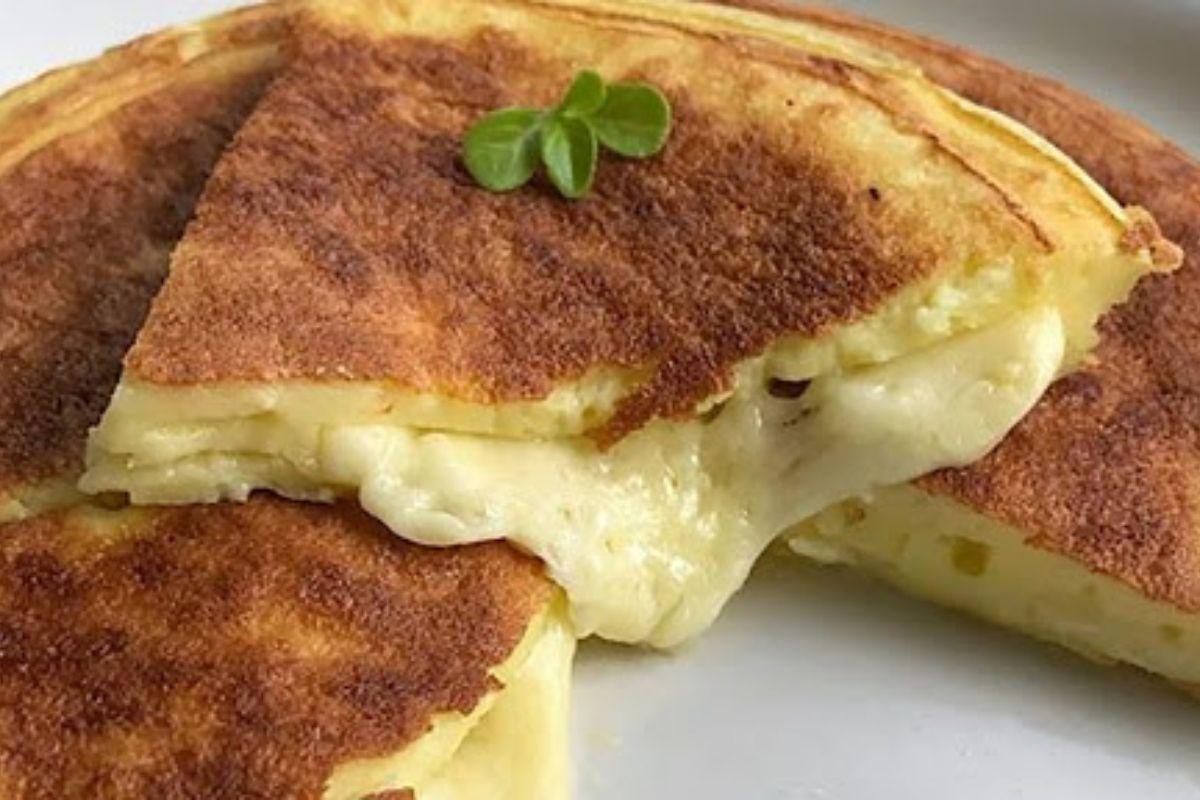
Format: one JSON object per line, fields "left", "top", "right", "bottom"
{"left": 463, "top": 70, "right": 672, "bottom": 199}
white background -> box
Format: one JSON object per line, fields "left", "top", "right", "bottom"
{"left": 3, "top": 1, "right": 1198, "bottom": 798}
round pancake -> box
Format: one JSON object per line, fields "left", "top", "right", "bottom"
{"left": 0, "top": 496, "right": 549, "bottom": 799}
{"left": 0, "top": 4, "right": 285, "bottom": 519}
{"left": 725, "top": 2, "right": 1200, "bottom": 615}
{"left": 118, "top": 0, "right": 1171, "bottom": 445}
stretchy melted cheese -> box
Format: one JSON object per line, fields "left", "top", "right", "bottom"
{"left": 88, "top": 306, "right": 1063, "bottom": 645}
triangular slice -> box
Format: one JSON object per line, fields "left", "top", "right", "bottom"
{"left": 762, "top": 4, "right": 1200, "bottom": 688}
{"left": 85, "top": 0, "right": 1177, "bottom": 646}
{"left": 0, "top": 13, "right": 573, "bottom": 798}
{"left": 0, "top": 498, "right": 572, "bottom": 800}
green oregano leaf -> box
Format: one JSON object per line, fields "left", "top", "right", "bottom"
{"left": 557, "top": 69, "right": 606, "bottom": 117}
{"left": 591, "top": 83, "right": 672, "bottom": 158}
{"left": 461, "top": 107, "right": 543, "bottom": 192}
{"left": 541, "top": 115, "right": 597, "bottom": 199}
{"left": 461, "top": 71, "right": 672, "bottom": 199}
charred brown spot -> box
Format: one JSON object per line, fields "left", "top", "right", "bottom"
{"left": 1046, "top": 370, "right": 1104, "bottom": 407}
{"left": 91, "top": 492, "right": 130, "bottom": 511}
{"left": 10, "top": 551, "right": 78, "bottom": 598}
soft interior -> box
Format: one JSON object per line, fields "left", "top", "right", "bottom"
{"left": 789, "top": 486, "right": 1200, "bottom": 684}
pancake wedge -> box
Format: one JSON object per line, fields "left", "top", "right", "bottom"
{"left": 84, "top": 0, "right": 1177, "bottom": 646}
{"left": 752, "top": 3, "right": 1200, "bottom": 688}
{"left": 0, "top": 14, "right": 573, "bottom": 798}
{"left": 0, "top": 3, "right": 284, "bottom": 523}
{"left": 0, "top": 498, "right": 573, "bottom": 800}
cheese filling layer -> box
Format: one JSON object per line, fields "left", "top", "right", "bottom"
{"left": 84, "top": 306, "right": 1064, "bottom": 646}
{"left": 788, "top": 487, "right": 1200, "bottom": 685}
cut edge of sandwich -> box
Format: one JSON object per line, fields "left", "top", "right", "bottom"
{"left": 326, "top": 591, "right": 575, "bottom": 800}
{"left": 754, "top": 0, "right": 1200, "bottom": 693}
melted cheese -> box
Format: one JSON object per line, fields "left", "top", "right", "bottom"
{"left": 85, "top": 306, "right": 1064, "bottom": 646}
{"left": 789, "top": 487, "right": 1200, "bottom": 684}
{"left": 325, "top": 599, "right": 574, "bottom": 800}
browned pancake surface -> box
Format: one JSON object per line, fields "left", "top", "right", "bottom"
{"left": 0, "top": 496, "right": 548, "bottom": 800}
{"left": 123, "top": 2, "right": 1060, "bottom": 444}
{"left": 0, "top": 10, "right": 282, "bottom": 502}
{"left": 723, "top": 1, "right": 1200, "bottom": 610}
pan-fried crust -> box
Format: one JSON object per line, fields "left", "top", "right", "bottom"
{"left": 0, "top": 5, "right": 285, "bottom": 511}
{"left": 121, "top": 0, "right": 1163, "bottom": 444}
{"left": 722, "top": 2, "right": 1200, "bottom": 613}
{"left": 0, "top": 496, "right": 548, "bottom": 800}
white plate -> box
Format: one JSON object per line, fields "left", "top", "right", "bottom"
{"left": 4, "top": 2, "right": 1198, "bottom": 798}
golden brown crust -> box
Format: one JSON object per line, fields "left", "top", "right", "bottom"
{"left": 0, "top": 8, "right": 284, "bottom": 503}
{"left": 121, "top": 0, "right": 1134, "bottom": 444}
{"left": 720, "top": 2, "right": 1200, "bottom": 611}
{"left": 0, "top": 495, "right": 548, "bottom": 800}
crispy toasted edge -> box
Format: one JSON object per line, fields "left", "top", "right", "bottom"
{"left": 716, "top": 0, "right": 1195, "bottom": 246}
{"left": 0, "top": 2, "right": 289, "bottom": 174}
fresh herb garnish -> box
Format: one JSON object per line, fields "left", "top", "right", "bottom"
{"left": 462, "top": 108, "right": 543, "bottom": 192}
{"left": 589, "top": 83, "right": 672, "bottom": 158}
{"left": 462, "top": 70, "right": 672, "bottom": 199}
{"left": 541, "top": 115, "right": 598, "bottom": 198}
